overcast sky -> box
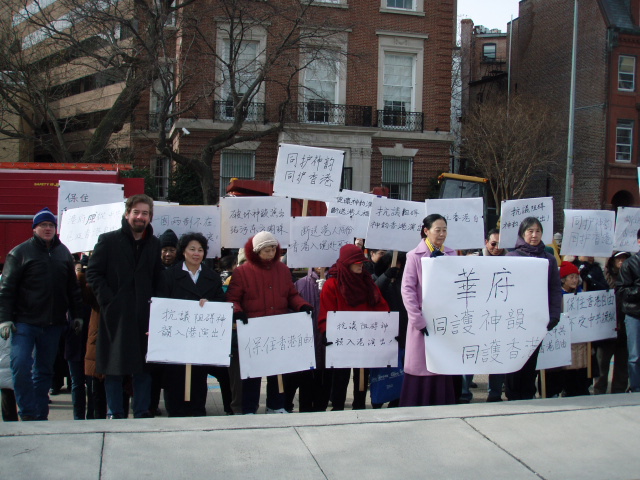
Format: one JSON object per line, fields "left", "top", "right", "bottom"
{"left": 457, "top": 0, "right": 520, "bottom": 32}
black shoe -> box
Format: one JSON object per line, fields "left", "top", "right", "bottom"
{"left": 107, "top": 413, "right": 125, "bottom": 419}
{"left": 470, "top": 382, "right": 478, "bottom": 389}
{"left": 458, "top": 398, "right": 471, "bottom": 404}
{"left": 20, "top": 415, "right": 37, "bottom": 421}
{"left": 49, "top": 388, "right": 61, "bottom": 396}
{"left": 486, "top": 396, "right": 503, "bottom": 403}
{"left": 134, "top": 412, "right": 153, "bottom": 419}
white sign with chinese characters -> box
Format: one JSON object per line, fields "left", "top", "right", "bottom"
{"left": 326, "top": 189, "right": 375, "bottom": 239}
{"left": 365, "top": 197, "right": 425, "bottom": 252}
{"left": 57, "top": 180, "right": 125, "bottom": 222}
{"left": 273, "top": 143, "right": 344, "bottom": 202}
{"left": 287, "top": 216, "right": 355, "bottom": 268}
{"left": 613, "top": 206, "right": 640, "bottom": 253}
{"left": 499, "top": 197, "right": 554, "bottom": 249}
{"left": 220, "top": 196, "right": 290, "bottom": 249}
{"left": 562, "top": 290, "right": 617, "bottom": 343}
{"left": 425, "top": 198, "right": 484, "bottom": 249}
{"left": 152, "top": 205, "right": 221, "bottom": 258}
{"left": 236, "top": 312, "right": 316, "bottom": 379}
{"left": 536, "top": 313, "right": 572, "bottom": 370}
{"left": 421, "top": 256, "right": 549, "bottom": 374}
{"left": 325, "top": 311, "right": 399, "bottom": 368}
{"left": 560, "top": 209, "right": 615, "bottom": 258}
{"left": 146, "top": 297, "right": 233, "bottom": 366}
{"left": 59, "top": 201, "right": 125, "bottom": 253}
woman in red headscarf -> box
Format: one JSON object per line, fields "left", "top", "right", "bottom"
{"left": 319, "top": 244, "right": 389, "bottom": 410}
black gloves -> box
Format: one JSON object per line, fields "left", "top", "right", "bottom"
{"left": 299, "top": 305, "right": 313, "bottom": 314}
{"left": 420, "top": 327, "right": 429, "bottom": 337}
{"left": 72, "top": 318, "right": 84, "bottom": 335}
{"left": 385, "top": 267, "right": 400, "bottom": 279}
{"left": 546, "top": 317, "right": 560, "bottom": 331}
{"left": 233, "top": 311, "right": 248, "bottom": 325}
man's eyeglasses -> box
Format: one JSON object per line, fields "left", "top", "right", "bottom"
{"left": 489, "top": 242, "right": 499, "bottom": 247}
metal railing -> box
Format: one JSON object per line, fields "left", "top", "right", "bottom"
{"left": 213, "top": 101, "right": 266, "bottom": 123}
{"left": 376, "top": 109, "right": 423, "bottom": 131}
{"left": 148, "top": 114, "right": 173, "bottom": 132}
{"left": 289, "top": 102, "right": 373, "bottom": 127}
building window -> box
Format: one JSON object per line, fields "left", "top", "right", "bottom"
{"left": 483, "top": 43, "right": 496, "bottom": 61}
{"left": 219, "top": 40, "right": 260, "bottom": 121}
{"left": 341, "top": 167, "right": 352, "bottom": 190}
{"left": 387, "top": 0, "right": 413, "bottom": 10}
{"left": 619, "top": 55, "right": 636, "bottom": 91}
{"left": 382, "top": 156, "right": 412, "bottom": 200}
{"left": 303, "top": 52, "right": 340, "bottom": 124}
{"left": 616, "top": 120, "right": 634, "bottom": 163}
{"left": 149, "top": 64, "right": 173, "bottom": 131}
{"left": 154, "top": 157, "right": 170, "bottom": 200}
{"left": 220, "top": 150, "right": 256, "bottom": 197}
{"left": 381, "top": 53, "right": 415, "bottom": 127}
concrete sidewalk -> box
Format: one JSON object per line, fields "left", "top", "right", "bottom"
{"left": 1, "top": 393, "right": 638, "bottom": 480}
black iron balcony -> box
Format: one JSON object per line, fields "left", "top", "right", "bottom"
{"left": 290, "top": 102, "right": 372, "bottom": 127}
{"left": 213, "top": 101, "right": 266, "bottom": 123}
{"left": 481, "top": 56, "right": 507, "bottom": 64}
{"left": 148, "top": 113, "right": 173, "bottom": 132}
{"left": 376, "top": 108, "right": 423, "bottom": 132}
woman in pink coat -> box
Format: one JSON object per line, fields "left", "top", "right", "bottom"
{"left": 400, "top": 214, "right": 457, "bottom": 407}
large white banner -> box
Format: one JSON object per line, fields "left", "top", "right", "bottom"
{"left": 287, "top": 216, "right": 355, "bottom": 268}
{"left": 536, "top": 313, "right": 572, "bottom": 370}
{"left": 273, "top": 143, "right": 344, "bottom": 201}
{"left": 152, "top": 205, "right": 221, "bottom": 258}
{"left": 499, "top": 197, "right": 554, "bottom": 249}
{"left": 425, "top": 198, "right": 484, "bottom": 250}
{"left": 421, "top": 256, "right": 549, "bottom": 374}
{"left": 220, "top": 196, "right": 290, "bottom": 249}
{"left": 560, "top": 209, "right": 615, "bottom": 258}
{"left": 59, "top": 201, "right": 124, "bottom": 253}
{"left": 365, "top": 197, "right": 425, "bottom": 252}
{"left": 326, "top": 189, "right": 375, "bottom": 239}
{"left": 58, "top": 180, "right": 124, "bottom": 222}
{"left": 613, "top": 207, "right": 640, "bottom": 253}
{"left": 325, "top": 311, "right": 399, "bottom": 368}
{"left": 146, "top": 297, "right": 233, "bottom": 366}
{"left": 236, "top": 312, "right": 316, "bottom": 379}
{"left": 563, "top": 290, "right": 617, "bottom": 343}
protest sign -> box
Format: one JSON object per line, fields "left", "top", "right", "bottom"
{"left": 59, "top": 201, "right": 124, "bottom": 253}
{"left": 421, "top": 256, "right": 549, "bottom": 374}
{"left": 58, "top": 180, "right": 125, "bottom": 222}
{"left": 287, "top": 216, "right": 355, "bottom": 268}
{"left": 536, "top": 313, "right": 572, "bottom": 370}
{"left": 425, "top": 198, "right": 484, "bottom": 249}
{"left": 325, "top": 311, "right": 399, "bottom": 368}
{"left": 560, "top": 209, "right": 615, "bottom": 258}
{"left": 146, "top": 297, "right": 233, "bottom": 366}
{"left": 613, "top": 207, "right": 640, "bottom": 253}
{"left": 220, "top": 196, "right": 290, "bottom": 249}
{"left": 326, "top": 189, "right": 375, "bottom": 239}
{"left": 365, "top": 196, "right": 425, "bottom": 251}
{"left": 152, "top": 205, "right": 221, "bottom": 258}
{"left": 563, "top": 290, "right": 617, "bottom": 343}
{"left": 273, "top": 143, "right": 344, "bottom": 201}
{"left": 499, "top": 197, "right": 554, "bottom": 249}
{"left": 236, "top": 312, "right": 316, "bottom": 379}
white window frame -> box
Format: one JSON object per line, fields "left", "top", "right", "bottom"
{"left": 616, "top": 120, "right": 634, "bottom": 163}
{"left": 216, "top": 27, "right": 267, "bottom": 121}
{"left": 382, "top": 156, "right": 413, "bottom": 200}
{"left": 483, "top": 43, "right": 497, "bottom": 61}
{"left": 619, "top": 55, "right": 636, "bottom": 92}
{"left": 154, "top": 157, "right": 170, "bottom": 200}
{"left": 380, "top": 0, "right": 423, "bottom": 14}
{"left": 149, "top": 63, "right": 174, "bottom": 131}
{"left": 219, "top": 150, "right": 256, "bottom": 197}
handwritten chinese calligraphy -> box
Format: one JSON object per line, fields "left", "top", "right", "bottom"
{"left": 499, "top": 197, "right": 554, "bottom": 248}
{"left": 326, "top": 189, "right": 375, "bottom": 238}
{"left": 59, "top": 201, "right": 125, "bottom": 254}
{"left": 562, "top": 290, "right": 617, "bottom": 343}
{"left": 613, "top": 206, "right": 640, "bottom": 252}
{"left": 365, "top": 197, "right": 426, "bottom": 251}
{"left": 425, "top": 198, "right": 485, "bottom": 249}
{"left": 220, "top": 196, "right": 290, "bottom": 249}
{"left": 286, "top": 216, "right": 355, "bottom": 268}
{"left": 560, "top": 209, "right": 615, "bottom": 258}
{"left": 152, "top": 205, "right": 221, "bottom": 258}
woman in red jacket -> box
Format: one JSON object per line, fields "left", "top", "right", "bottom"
{"left": 319, "top": 244, "right": 389, "bottom": 410}
{"left": 226, "top": 231, "right": 311, "bottom": 414}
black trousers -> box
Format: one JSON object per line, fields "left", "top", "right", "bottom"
{"left": 506, "top": 345, "right": 541, "bottom": 400}
{"left": 330, "top": 368, "right": 369, "bottom": 410}
{"left": 163, "top": 364, "right": 208, "bottom": 417}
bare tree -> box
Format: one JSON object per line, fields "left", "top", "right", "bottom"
{"left": 1, "top": 0, "right": 353, "bottom": 204}
{"left": 462, "top": 95, "right": 564, "bottom": 214}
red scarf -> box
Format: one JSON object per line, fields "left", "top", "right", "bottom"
{"left": 327, "top": 245, "right": 382, "bottom": 308}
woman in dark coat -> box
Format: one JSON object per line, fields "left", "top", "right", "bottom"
{"left": 226, "top": 231, "right": 311, "bottom": 414}
{"left": 505, "top": 216, "right": 562, "bottom": 400}
{"left": 159, "top": 232, "right": 226, "bottom": 417}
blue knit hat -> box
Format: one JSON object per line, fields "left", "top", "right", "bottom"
{"left": 32, "top": 207, "right": 57, "bottom": 229}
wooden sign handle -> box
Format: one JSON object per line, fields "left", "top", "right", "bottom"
{"left": 278, "top": 374, "right": 284, "bottom": 393}
{"left": 540, "top": 369, "right": 547, "bottom": 399}
{"left": 359, "top": 368, "right": 365, "bottom": 391}
{"left": 185, "top": 364, "right": 192, "bottom": 402}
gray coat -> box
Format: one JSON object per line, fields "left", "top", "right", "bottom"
{"left": 86, "top": 219, "right": 163, "bottom": 376}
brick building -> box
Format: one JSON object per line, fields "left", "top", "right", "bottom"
{"left": 4, "top": 0, "right": 459, "bottom": 203}
{"left": 509, "top": 0, "right": 640, "bottom": 212}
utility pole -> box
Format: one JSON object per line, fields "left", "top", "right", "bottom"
{"left": 565, "top": 0, "right": 578, "bottom": 209}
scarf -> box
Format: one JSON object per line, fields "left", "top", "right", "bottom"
{"left": 327, "top": 245, "right": 382, "bottom": 307}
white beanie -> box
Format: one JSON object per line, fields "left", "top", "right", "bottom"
{"left": 252, "top": 231, "right": 278, "bottom": 253}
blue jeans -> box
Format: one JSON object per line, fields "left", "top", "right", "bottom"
{"left": 460, "top": 374, "right": 474, "bottom": 402}
{"left": 625, "top": 315, "right": 640, "bottom": 392}
{"left": 68, "top": 360, "right": 87, "bottom": 420}
{"left": 10, "top": 323, "right": 64, "bottom": 420}
{"left": 488, "top": 374, "right": 505, "bottom": 400}
{"left": 105, "top": 372, "right": 152, "bottom": 418}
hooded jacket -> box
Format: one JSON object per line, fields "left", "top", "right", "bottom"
{"left": 226, "top": 238, "right": 309, "bottom": 318}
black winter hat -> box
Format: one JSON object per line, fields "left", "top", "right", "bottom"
{"left": 159, "top": 229, "right": 179, "bottom": 248}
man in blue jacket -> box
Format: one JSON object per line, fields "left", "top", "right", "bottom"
{"left": 0, "top": 207, "right": 83, "bottom": 420}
